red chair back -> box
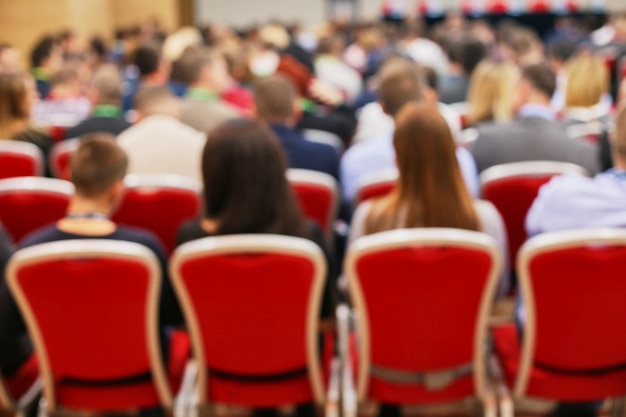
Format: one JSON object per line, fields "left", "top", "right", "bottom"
{"left": 49, "top": 138, "right": 79, "bottom": 180}
{"left": 287, "top": 169, "right": 338, "bottom": 234}
{"left": 112, "top": 174, "right": 202, "bottom": 255}
{"left": 480, "top": 161, "right": 588, "bottom": 270}
{"left": 6, "top": 240, "right": 173, "bottom": 412}
{"left": 0, "top": 142, "right": 44, "bottom": 179}
{"left": 0, "top": 178, "right": 73, "bottom": 244}
{"left": 345, "top": 228, "right": 501, "bottom": 405}
{"left": 514, "top": 229, "right": 626, "bottom": 401}
{"left": 354, "top": 169, "right": 397, "bottom": 206}
{"left": 170, "top": 235, "right": 326, "bottom": 407}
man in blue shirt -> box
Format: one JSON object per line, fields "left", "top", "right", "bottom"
{"left": 340, "top": 57, "right": 479, "bottom": 212}
{"left": 254, "top": 75, "right": 340, "bottom": 181}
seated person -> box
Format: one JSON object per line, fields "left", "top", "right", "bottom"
{"left": 0, "top": 134, "right": 182, "bottom": 381}
{"left": 176, "top": 118, "right": 336, "bottom": 417}
{"left": 64, "top": 64, "right": 131, "bottom": 139}
{"left": 253, "top": 75, "right": 340, "bottom": 180}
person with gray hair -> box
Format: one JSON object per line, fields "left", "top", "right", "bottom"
{"left": 64, "top": 64, "right": 131, "bottom": 139}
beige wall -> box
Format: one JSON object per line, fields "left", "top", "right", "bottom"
{"left": 0, "top": 0, "right": 179, "bottom": 69}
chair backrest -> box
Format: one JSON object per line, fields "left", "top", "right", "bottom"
{"left": 515, "top": 229, "right": 626, "bottom": 401}
{"left": 49, "top": 138, "right": 79, "bottom": 180}
{"left": 354, "top": 169, "right": 397, "bottom": 206}
{"left": 480, "top": 161, "right": 588, "bottom": 270}
{"left": 6, "top": 240, "right": 172, "bottom": 412}
{"left": 170, "top": 234, "right": 326, "bottom": 407}
{"left": 0, "top": 178, "right": 73, "bottom": 244}
{"left": 0, "top": 141, "right": 44, "bottom": 179}
{"left": 302, "top": 129, "right": 345, "bottom": 154}
{"left": 287, "top": 169, "right": 338, "bottom": 234}
{"left": 345, "top": 228, "right": 500, "bottom": 405}
{"left": 112, "top": 174, "right": 202, "bottom": 255}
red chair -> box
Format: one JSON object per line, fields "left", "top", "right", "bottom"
{"left": 6, "top": 239, "right": 190, "bottom": 414}
{"left": 48, "top": 138, "right": 79, "bottom": 180}
{"left": 0, "top": 141, "right": 44, "bottom": 179}
{"left": 287, "top": 169, "right": 339, "bottom": 235}
{"left": 112, "top": 174, "right": 202, "bottom": 255}
{"left": 170, "top": 234, "right": 335, "bottom": 411}
{"left": 343, "top": 228, "right": 501, "bottom": 415}
{"left": 479, "top": 161, "right": 588, "bottom": 274}
{"left": 492, "top": 229, "right": 626, "bottom": 416}
{"left": 354, "top": 169, "right": 397, "bottom": 207}
{"left": 0, "top": 178, "right": 73, "bottom": 244}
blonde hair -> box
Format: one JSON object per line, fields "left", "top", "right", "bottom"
{"left": 467, "top": 59, "right": 519, "bottom": 126}
{"left": 0, "top": 71, "right": 31, "bottom": 138}
{"left": 564, "top": 54, "right": 609, "bottom": 108}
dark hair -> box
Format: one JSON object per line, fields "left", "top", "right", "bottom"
{"left": 419, "top": 65, "right": 438, "bottom": 91}
{"left": 30, "top": 36, "right": 57, "bottom": 68}
{"left": 548, "top": 39, "right": 577, "bottom": 62}
{"left": 253, "top": 75, "right": 296, "bottom": 124}
{"left": 133, "top": 43, "right": 161, "bottom": 76}
{"left": 377, "top": 57, "right": 424, "bottom": 117}
{"left": 522, "top": 63, "right": 557, "bottom": 99}
{"left": 201, "top": 118, "right": 306, "bottom": 237}
{"left": 70, "top": 134, "right": 128, "bottom": 197}
{"left": 89, "top": 36, "right": 108, "bottom": 60}
{"left": 460, "top": 37, "right": 487, "bottom": 76}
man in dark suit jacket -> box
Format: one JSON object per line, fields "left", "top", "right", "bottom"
{"left": 469, "top": 63, "right": 601, "bottom": 175}
{"left": 64, "top": 65, "right": 131, "bottom": 139}
{"left": 254, "top": 75, "right": 340, "bottom": 181}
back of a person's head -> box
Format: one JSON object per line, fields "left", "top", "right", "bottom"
{"left": 467, "top": 58, "right": 518, "bottom": 125}
{"left": 50, "top": 64, "right": 80, "bottom": 88}
{"left": 30, "top": 36, "right": 57, "bottom": 68}
{"left": 178, "top": 47, "right": 214, "bottom": 85}
{"left": 134, "top": 85, "right": 178, "bottom": 118}
{"left": 0, "top": 71, "right": 30, "bottom": 136}
{"left": 70, "top": 134, "right": 128, "bottom": 198}
{"left": 253, "top": 75, "right": 296, "bottom": 124}
{"left": 365, "top": 102, "right": 478, "bottom": 234}
{"left": 377, "top": 57, "right": 425, "bottom": 117}
{"left": 202, "top": 118, "right": 305, "bottom": 236}
{"left": 564, "top": 54, "right": 608, "bottom": 109}
{"left": 90, "top": 64, "right": 123, "bottom": 105}
{"left": 419, "top": 65, "right": 438, "bottom": 91}
{"left": 521, "top": 62, "right": 556, "bottom": 99}
{"left": 133, "top": 43, "right": 161, "bottom": 76}
{"left": 459, "top": 37, "right": 487, "bottom": 76}
{"left": 508, "top": 27, "right": 541, "bottom": 56}
{"left": 548, "top": 39, "right": 577, "bottom": 64}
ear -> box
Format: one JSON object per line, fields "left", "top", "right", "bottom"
{"left": 379, "top": 100, "right": 390, "bottom": 116}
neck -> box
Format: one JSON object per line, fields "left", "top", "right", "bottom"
{"left": 613, "top": 158, "right": 626, "bottom": 171}
{"left": 66, "top": 195, "right": 113, "bottom": 217}
{"left": 525, "top": 92, "right": 551, "bottom": 107}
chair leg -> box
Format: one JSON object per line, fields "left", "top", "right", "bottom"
{"left": 174, "top": 360, "right": 198, "bottom": 417}
{"left": 35, "top": 398, "right": 46, "bottom": 417}
{"left": 487, "top": 355, "right": 513, "bottom": 417}
{"left": 337, "top": 305, "right": 357, "bottom": 417}
{"left": 612, "top": 397, "right": 626, "bottom": 417}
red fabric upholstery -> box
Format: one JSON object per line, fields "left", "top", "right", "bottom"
{"left": 178, "top": 252, "right": 319, "bottom": 406}
{"left": 290, "top": 182, "right": 335, "bottom": 232}
{"left": 0, "top": 191, "right": 70, "bottom": 244}
{"left": 354, "top": 245, "right": 493, "bottom": 404}
{"left": 50, "top": 151, "right": 72, "bottom": 181}
{"left": 0, "top": 153, "right": 40, "bottom": 179}
{"left": 493, "top": 244, "right": 626, "bottom": 401}
{"left": 49, "top": 126, "right": 67, "bottom": 144}
{"left": 3, "top": 354, "right": 39, "bottom": 403}
{"left": 113, "top": 187, "right": 200, "bottom": 255}
{"left": 356, "top": 182, "right": 395, "bottom": 206}
{"left": 14, "top": 257, "right": 168, "bottom": 410}
{"left": 481, "top": 175, "right": 554, "bottom": 268}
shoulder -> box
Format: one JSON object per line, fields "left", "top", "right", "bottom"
{"left": 113, "top": 226, "right": 165, "bottom": 253}
{"left": 19, "top": 225, "right": 63, "bottom": 249}
{"left": 176, "top": 220, "right": 209, "bottom": 247}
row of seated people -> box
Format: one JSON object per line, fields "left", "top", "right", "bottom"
{"left": 2, "top": 81, "right": 626, "bottom": 415}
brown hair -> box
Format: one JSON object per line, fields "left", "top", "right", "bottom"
{"left": 364, "top": 103, "right": 479, "bottom": 234}
{"left": 253, "top": 75, "right": 296, "bottom": 124}
{"left": 202, "top": 118, "right": 307, "bottom": 237}
{"left": 0, "top": 72, "right": 31, "bottom": 138}
{"left": 377, "top": 57, "right": 425, "bottom": 117}
{"left": 612, "top": 104, "right": 626, "bottom": 161}
{"left": 70, "top": 133, "right": 128, "bottom": 197}
{"left": 521, "top": 63, "right": 557, "bottom": 99}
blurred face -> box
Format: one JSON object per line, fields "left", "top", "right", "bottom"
{"left": 0, "top": 47, "right": 21, "bottom": 71}
{"left": 46, "top": 45, "right": 63, "bottom": 72}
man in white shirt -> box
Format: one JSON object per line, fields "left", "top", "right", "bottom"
{"left": 117, "top": 86, "right": 205, "bottom": 182}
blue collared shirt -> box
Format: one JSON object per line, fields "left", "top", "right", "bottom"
{"left": 526, "top": 170, "right": 626, "bottom": 236}
{"left": 517, "top": 104, "right": 558, "bottom": 122}
{"left": 339, "top": 132, "right": 479, "bottom": 208}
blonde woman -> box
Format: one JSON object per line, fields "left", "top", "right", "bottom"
{"left": 466, "top": 58, "right": 519, "bottom": 126}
